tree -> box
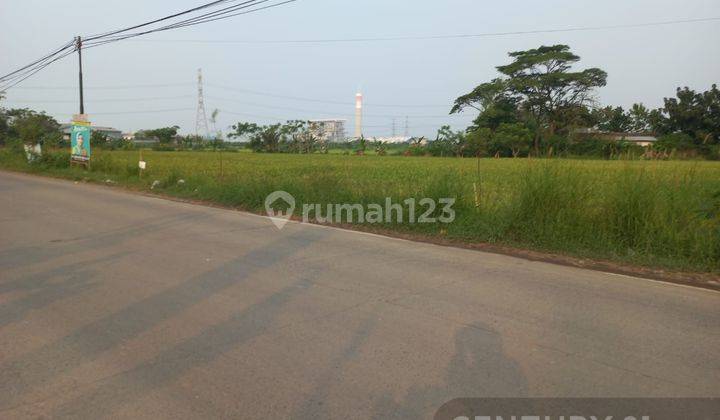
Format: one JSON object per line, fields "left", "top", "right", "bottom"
{"left": 428, "top": 125, "right": 463, "bottom": 157}
{"left": 282, "top": 120, "right": 316, "bottom": 154}
{"left": 210, "top": 109, "right": 221, "bottom": 138}
{"left": 6, "top": 109, "right": 60, "bottom": 145}
{"left": 141, "top": 126, "right": 180, "bottom": 144}
{"left": 628, "top": 103, "right": 652, "bottom": 132}
{"left": 229, "top": 122, "right": 261, "bottom": 140}
{"left": 653, "top": 133, "right": 697, "bottom": 154}
{"left": 373, "top": 140, "right": 387, "bottom": 156}
{"left": 592, "top": 106, "right": 632, "bottom": 132}
{"left": 229, "top": 121, "right": 320, "bottom": 154}
{"left": 451, "top": 79, "right": 520, "bottom": 131}
{"left": 0, "top": 110, "right": 8, "bottom": 146}
{"left": 652, "top": 85, "right": 720, "bottom": 147}
{"left": 591, "top": 104, "right": 652, "bottom": 133}
{"left": 493, "top": 123, "right": 533, "bottom": 157}
{"left": 0, "top": 93, "right": 7, "bottom": 145}
{"left": 463, "top": 128, "right": 490, "bottom": 157}
{"left": 91, "top": 131, "right": 108, "bottom": 147}
{"left": 228, "top": 122, "right": 282, "bottom": 153}
{"left": 209, "top": 109, "right": 224, "bottom": 150}
{"left": 453, "top": 45, "right": 607, "bottom": 154}
{"left": 355, "top": 135, "right": 367, "bottom": 155}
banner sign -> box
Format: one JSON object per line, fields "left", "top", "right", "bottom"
{"left": 70, "top": 120, "right": 91, "bottom": 163}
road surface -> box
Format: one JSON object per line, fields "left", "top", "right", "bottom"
{"left": 0, "top": 171, "right": 718, "bottom": 419}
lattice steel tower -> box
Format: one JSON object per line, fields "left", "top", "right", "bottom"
{"left": 195, "top": 68, "right": 210, "bottom": 139}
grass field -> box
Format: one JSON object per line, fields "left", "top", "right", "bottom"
{"left": 2, "top": 148, "right": 719, "bottom": 272}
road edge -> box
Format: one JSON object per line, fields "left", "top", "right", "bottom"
{"left": 3, "top": 169, "right": 719, "bottom": 291}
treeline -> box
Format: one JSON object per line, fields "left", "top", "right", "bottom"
{"left": 0, "top": 105, "right": 135, "bottom": 151}
{"left": 2, "top": 45, "right": 718, "bottom": 160}
{"left": 227, "top": 121, "right": 329, "bottom": 154}
{"left": 225, "top": 45, "right": 718, "bottom": 159}
{"left": 0, "top": 107, "right": 62, "bottom": 148}
{"left": 443, "top": 45, "right": 719, "bottom": 159}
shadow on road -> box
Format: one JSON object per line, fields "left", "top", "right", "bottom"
{"left": 0, "top": 227, "right": 326, "bottom": 411}
{"left": 371, "top": 323, "right": 528, "bottom": 420}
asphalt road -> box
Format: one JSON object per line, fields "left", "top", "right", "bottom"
{"left": 0, "top": 171, "right": 718, "bottom": 419}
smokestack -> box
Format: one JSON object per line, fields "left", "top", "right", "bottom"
{"left": 354, "top": 90, "right": 363, "bottom": 138}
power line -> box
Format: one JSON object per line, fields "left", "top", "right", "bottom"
{"left": 206, "top": 83, "right": 450, "bottom": 108}
{"left": 208, "top": 95, "right": 466, "bottom": 119}
{"left": 11, "top": 83, "right": 194, "bottom": 90}
{"left": 87, "top": 108, "right": 196, "bottom": 115}
{"left": 83, "top": 0, "right": 238, "bottom": 41}
{"left": 7, "top": 95, "right": 195, "bottom": 103}
{"left": 82, "top": 0, "right": 297, "bottom": 49}
{"left": 0, "top": 49, "right": 76, "bottom": 92}
{"left": 0, "top": 0, "right": 298, "bottom": 91}
{"left": 0, "top": 39, "right": 75, "bottom": 82}
{"left": 120, "top": 16, "right": 720, "bottom": 44}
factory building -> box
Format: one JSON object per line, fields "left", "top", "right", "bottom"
{"left": 309, "top": 119, "right": 347, "bottom": 143}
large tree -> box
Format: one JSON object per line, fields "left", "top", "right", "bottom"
{"left": 651, "top": 85, "right": 720, "bottom": 146}
{"left": 590, "top": 103, "right": 652, "bottom": 133}
{"left": 4, "top": 108, "right": 60, "bottom": 145}
{"left": 451, "top": 78, "right": 520, "bottom": 131}
{"left": 139, "top": 126, "right": 180, "bottom": 144}
{"left": 452, "top": 45, "right": 607, "bottom": 153}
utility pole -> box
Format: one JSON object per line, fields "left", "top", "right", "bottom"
{"left": 76, "top": 36, "right": 84, "bottom": 115}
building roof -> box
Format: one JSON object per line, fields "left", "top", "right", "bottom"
{"left": 573, "top": 128, "right": 657, "bottom": 142}
{"left": 60, "top": 123, "right": 122, "bottom": 132}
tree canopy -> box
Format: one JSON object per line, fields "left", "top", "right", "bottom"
{"left": 452, "top": 45, "right": 608, "bottom": 153}
{"left": 138, "top": 126, "right": 180, "bottom": 144}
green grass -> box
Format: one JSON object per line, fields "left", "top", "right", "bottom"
{"left": 2, "top": 148, "right": 719, "bottom": 272}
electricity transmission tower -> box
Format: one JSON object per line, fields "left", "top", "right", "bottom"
{"left": 195, "top": 68, "right": 210, "bottom": 139}
{"left": 404, "top": 116, "right": 409, "bottom": 137}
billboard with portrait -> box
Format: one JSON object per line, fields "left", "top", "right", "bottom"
{"left": 71, "top": 123, "right": 92, "bottom": 163}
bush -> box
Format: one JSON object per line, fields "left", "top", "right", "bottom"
{"left": 37, "top": 150, "right": 70, "bottom": 168}
{"left": 152, "top": 144, "right": 177, "bottom": 152}
{"left": 654, "top": 133, "right": 696, "bottom": 153}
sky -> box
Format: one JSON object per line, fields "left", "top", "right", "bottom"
{"left": 1, "top": 0, "right": 719, "bottom": 138}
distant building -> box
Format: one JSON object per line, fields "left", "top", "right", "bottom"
{"left": 131, "top": 138, "right": 160, "bottom": 147}
{"left": 309, "top": 119, "right": 347, "bottom": 143}
{"left": 120, "top": 131, "right": 158, "bottom": 146}
{"left": 60, "top": 124, "right": 123, "bottom": 141}
{"left": 574, "top": 128, "right": 657, "bottom": 147}
{"left": 617, "top": 134, "right": 658, "bottom": 147}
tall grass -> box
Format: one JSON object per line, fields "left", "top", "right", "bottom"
{"left": 1, "top": 148, "right": 718, "bottom": 271}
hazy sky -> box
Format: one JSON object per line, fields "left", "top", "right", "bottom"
{"left": 1, "top": 0, "right": 719, "bottom": 137}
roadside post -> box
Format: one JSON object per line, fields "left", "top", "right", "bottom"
{"left": 139, "top": 149, "right": 146, "bottom": 178}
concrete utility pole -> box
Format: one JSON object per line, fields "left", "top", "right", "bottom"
{"left": 76, "top": 36, "right": 84, "bottom": 115}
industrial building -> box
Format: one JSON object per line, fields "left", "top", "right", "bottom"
{"left": 309, "top": 119, "right": 347, "bottom": 143}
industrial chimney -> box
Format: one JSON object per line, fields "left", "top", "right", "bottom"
{"left": 354, "top": 90, "right": 363, "bottom": 138}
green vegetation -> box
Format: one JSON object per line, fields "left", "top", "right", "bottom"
{"left": 1, "top": 44, "right": 719, "bottom": 273}
{"left": 449, "top": 45, "right": 720, "bottom": 159}
{"left": 213, "top": 45, "right": 719, "bottom": 160}
{"left": 1, "top": 148, "right": 718, "bottom": 273}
